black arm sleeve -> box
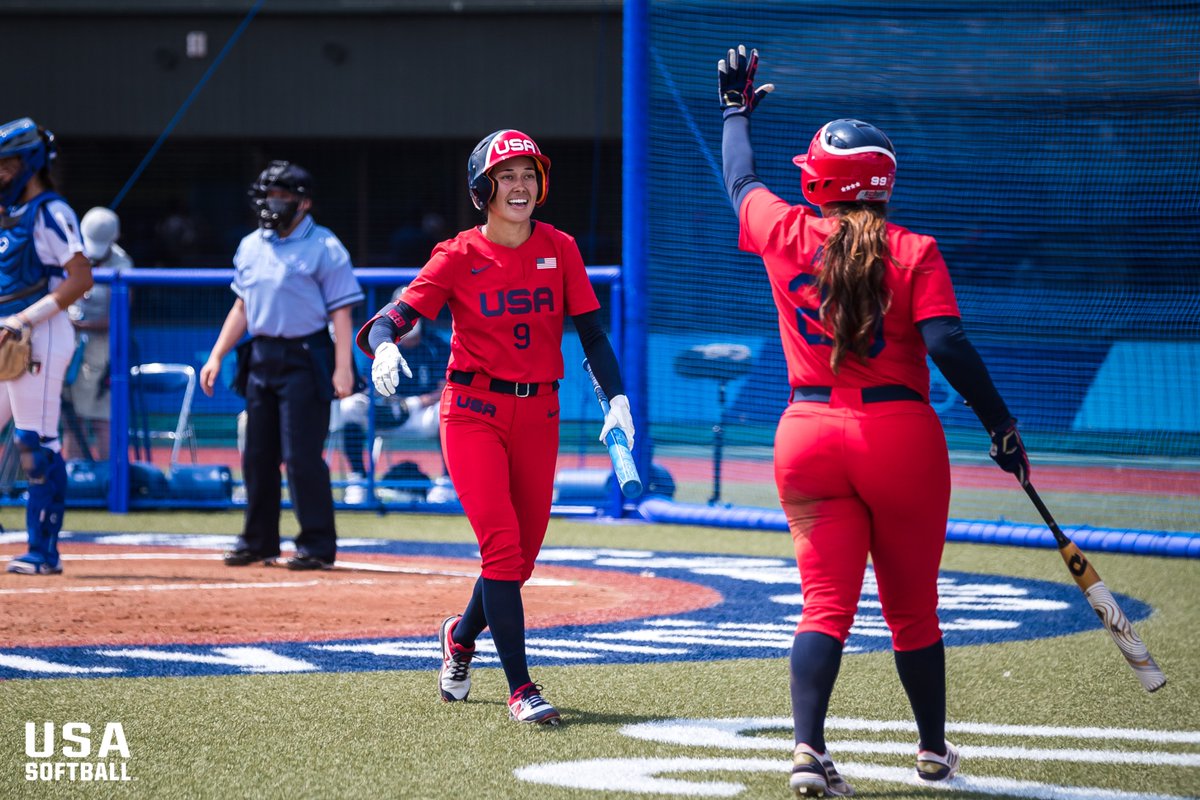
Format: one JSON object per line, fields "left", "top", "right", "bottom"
{"left": 366, "top": 301, "right": 420, "bottom": 354}
{"left": 573, "top": 309, "right": 624, "bottom": 399}
{"left": 918, "top": 315, "right": 1012, "bottom": 431}
{"left": 722, "top": 112, "right": 768, "bottom": 214}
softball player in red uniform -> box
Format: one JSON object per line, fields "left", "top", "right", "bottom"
{"left": 718, "top": 47, "right": 1029, "bottom": 796}
{"left": 358, "top": 129, "right": 633, "bottom": 726}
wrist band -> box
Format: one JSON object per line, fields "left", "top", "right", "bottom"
{"left": 20, "top": 294, "right": 61, "bottom": 327}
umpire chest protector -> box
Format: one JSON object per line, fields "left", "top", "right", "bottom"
{"left": 0, "top": 192, "right": 63, "bottom": 317}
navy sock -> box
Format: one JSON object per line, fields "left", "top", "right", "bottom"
{"left": 481, "top": 578, "right": 531, "bottom": 694}
{"left": 894, "top": 639, "right": 946, "bottom": 753}
{"left": 343, "top": 423, "right": 367, "bottom": 476}
{"left": 790, "top": 632, "right": 844, "bottom": 751}
{"left": 453, "top": 577, "right": 487, "bottom": 647}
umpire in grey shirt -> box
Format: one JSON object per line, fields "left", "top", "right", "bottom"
{"left": 200, "top": 161, "right": 363, "bottom": 570}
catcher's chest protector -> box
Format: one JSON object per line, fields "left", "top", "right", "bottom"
{"left": 0, "top": 192, "right": 60, "bottom": 316}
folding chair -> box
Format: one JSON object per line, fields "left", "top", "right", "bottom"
{"left": 130, "top": 363, "right": 198, "bottom": 468}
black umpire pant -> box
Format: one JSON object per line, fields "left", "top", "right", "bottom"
{"left": 239, "top": 332, "right": 337, "bottom": 561}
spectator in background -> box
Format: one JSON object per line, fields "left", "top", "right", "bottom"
{"left": 334, "top": 285, "right": 449, "bottom": 505}
{"left": 61, "top": 207, "right": 133, "bottom": 463}
{"left": 199, "top": 160, "right": 362, "bottom": 571}
{"left": 155, "top": 197, "right": 204, "bottom": 266}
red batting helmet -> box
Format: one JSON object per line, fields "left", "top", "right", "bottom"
{"left": 793, "top": 119, "right": 896, "bottom": 206}
{"left": 467, "top": 129, "right": 551, "bottom": 211}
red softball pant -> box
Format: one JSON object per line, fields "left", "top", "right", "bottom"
{"left": 440, "top": 381, "right": 560, "bottom": 582}
{"left": 775, "top": 390, "right": 951, "bottom": 651}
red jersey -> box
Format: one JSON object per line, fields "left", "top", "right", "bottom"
{"left": 738, "top": 187, "right": 960, "bottom": 400}
{"left": 402, "top": 221, "right": 600, "bottom": 384}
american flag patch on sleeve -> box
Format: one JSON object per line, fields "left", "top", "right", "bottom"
{"left": 536, "top": 257, "right": 557, "bottom": 270}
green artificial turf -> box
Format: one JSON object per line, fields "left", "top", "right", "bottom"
{"left": 2, "top": 510, "right": 1197, "bottom": 799}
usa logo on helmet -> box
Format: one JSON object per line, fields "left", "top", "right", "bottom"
{"left": 468, "top": 129, "right": 553, "bottom": 211}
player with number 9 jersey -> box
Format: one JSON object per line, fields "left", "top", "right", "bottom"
{"left": 357, "top": 129, "right": 633, "bottom": 727}
{"left": 403, "top": 217, "right": 598, "bottom": 382}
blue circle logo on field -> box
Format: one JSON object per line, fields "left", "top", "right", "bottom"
{"left": 0, "top": 533, "right": 1150, "bottom": 680}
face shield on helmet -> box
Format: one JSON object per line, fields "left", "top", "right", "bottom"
{"left": 467, "top": 129, "right": 551, "bottom": 211}
{"left": 792, "top": 119, "right": 896, "bottom": 207}
{"left": 248, "top": 160, "right": 313, "bottom": 230}
{"left": 0, "top": 117, "right": 55, "bottom": 209}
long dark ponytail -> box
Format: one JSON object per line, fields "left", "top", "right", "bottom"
{"left": 816, "top": 203, "right": 893, "bottom": 373}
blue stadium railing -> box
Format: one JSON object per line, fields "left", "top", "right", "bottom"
{"left": 5, "top": 266, "right": 623, "bottom": 514}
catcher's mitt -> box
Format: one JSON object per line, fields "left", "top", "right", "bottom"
{"left": 0, "top": 324, "right": 32, "bottom": 381}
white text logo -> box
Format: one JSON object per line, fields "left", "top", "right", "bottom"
{"left": 23, "top": 722, "right": 133, "bottom": 782}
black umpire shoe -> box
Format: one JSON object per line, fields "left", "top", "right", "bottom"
{"left": 223, "top": 549, "right": 278, "bottom": 567}
{"left": 286, "top": 553, "right": 334, "bottom": 571}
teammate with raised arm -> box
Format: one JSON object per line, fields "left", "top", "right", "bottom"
{"left": 358, "top": 129, "right": 633, "bottom": 726}
{"left": 0, "top": 118, "right": 94, "bottom": 575}
{"left": 717, "top": 46, "right": 1029, "bottom": 796}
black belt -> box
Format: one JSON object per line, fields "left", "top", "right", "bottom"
{"left": 790, "top": 385, "right": 926, "bottom": 404}
{"left": 450, "top": 370, "right": 559, "bottom": 397}
{"left": 253, "top": 329, "right": 331, "bottom": 349}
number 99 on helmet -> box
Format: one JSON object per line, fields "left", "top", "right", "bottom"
{"left": 467, "top": 129, "right": 551, "bottom": 211}
{"left": 793, "top": 119, "right": 896, "bottom": 206}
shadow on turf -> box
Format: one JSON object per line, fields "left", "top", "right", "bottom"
{"left": 455, "top": 699, "right": 655, "bottom": 730}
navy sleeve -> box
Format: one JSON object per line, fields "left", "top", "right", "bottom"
{"left": 918, "top": 316, "right": 1012, "bottom": 431}
{"left": 722, "top": 113, "right": 768, "bottom": 214}
{"left": 365, "top": 301, "right": 419, "bottom": 354}
{"left": 573, "top": 309, "right": 624, "bottom": 399}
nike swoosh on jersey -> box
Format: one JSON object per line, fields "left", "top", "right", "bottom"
{"left": 471, "top": 264, "right": 492, "bottom": 274}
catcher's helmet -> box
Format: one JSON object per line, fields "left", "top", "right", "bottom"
{"left": 248, "top": 160, "right": 313, "bottom": 229}
{"left": 0, "top": 117, "right": 56, "bottom": 209}
{"left": 467, "top": 129, "right": 551, "bottom": 211}
{"left": 793, "top": 119, "right": 896, "bottom": 206}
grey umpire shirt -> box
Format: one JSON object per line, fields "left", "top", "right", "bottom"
{"left": 232, "top": 215, "right": 363, "bottom": 337}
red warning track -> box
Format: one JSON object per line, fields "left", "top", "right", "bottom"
{"left": 0, "top": 543, "right": 722, "bottom": 649}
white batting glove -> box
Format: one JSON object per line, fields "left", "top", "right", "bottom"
{"left": 372, "top": 341, "right": 411, "bottom": 397}
{"left": 599, "top": 394, "right": 635, "bottom": 451}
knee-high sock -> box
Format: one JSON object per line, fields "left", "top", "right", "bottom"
{"left": 481, "top": 578, "right": 530, "bottom": 694}
{"left": 454, "top": 577, "right": 487, "bottom": 647}
{"left": 894, "top": 639, "right": 946, "bottom": 753}
{"left": 790, "top": 631, "right": 844, "bottom": 751}
{"left": 42, "top": 451, "right": 67, "bottom": 563}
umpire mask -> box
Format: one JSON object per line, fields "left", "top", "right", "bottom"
{"left": 248, "top": 160, "right": 313, "bottom": 231}
{"left": 257, "top": 195, "right": 301, "bottom": 231}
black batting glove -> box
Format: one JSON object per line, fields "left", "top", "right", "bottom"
{"left": 989, "top": 417, "right": 1030, "bottom": 487}
{"left": 718, "top": 44, "right": 775, "bottom": 118}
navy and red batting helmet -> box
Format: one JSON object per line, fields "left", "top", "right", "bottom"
{"left": 467, "top": 129, "right": 551, "bottom": 211}
{"left": 793, "top": 119, "right": 896, "bottom": 206}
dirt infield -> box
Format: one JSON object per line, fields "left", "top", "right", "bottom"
{"left": 0, "top": 543, "right": 722, "bottom": 649}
